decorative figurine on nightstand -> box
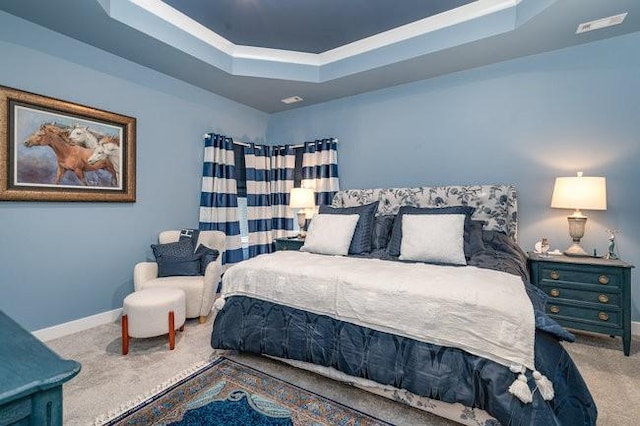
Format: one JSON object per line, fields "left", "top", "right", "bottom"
{"left": 534, "top": 238, "right": 550, "bottom": 255}
{"left": 606, "top": 229, "right": 620, "bottom": 260}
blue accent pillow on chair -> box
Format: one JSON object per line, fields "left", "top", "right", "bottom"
{"left": 178, "top": 229, "right": 200, "bottom": 250}
{"left": 318, "top": 201, "right": 379, "bottom": 254}
{"left": 152, "top": 239, "right": 202, "bottom": 277}
{"left": 196, "top": 244, "right": 220, "bottom": 275}
{"left": 156, "top": 254, "right": 202, "bottom": 277}
{"left": 387, "top": 205, "right": 476, "bottom": 257}
{"left": 151, "top": 239, "right": 194, "bottom": 259}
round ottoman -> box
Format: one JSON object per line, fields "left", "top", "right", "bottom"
{"left": 121, "top": 288, "right": 186, "bottom": 355}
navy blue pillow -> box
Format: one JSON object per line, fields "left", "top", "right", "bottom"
{"left": 467, "top": 220, "right": 485, "bottom": 259}
{"left": 178, "top": 229, "right": 200, "bottom": 250}
{"left": 196, "top": 244, "right": 220, "bottom": 275}
{"left": 152, "top": 239, "right": 204, "bottom": 277}
{"left": 157, "top": 254, "right": 201, "bottom": 277}
{"left": 371, "top": 215, "right": 395, "bottom": 250}
{"left": 318, "top": 201, "right": 379, "bottom": 254}
{"left": 387, "top": 205, "right": 476, "bottom": 257}
{"left": 151, "top": 239, "right": 194, "bottom": 260}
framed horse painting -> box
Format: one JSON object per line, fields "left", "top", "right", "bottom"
{"left": 0, "top": 85, "right": 136, "bottom": 202}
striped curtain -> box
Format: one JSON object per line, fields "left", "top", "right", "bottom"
{"left": 244, "top": 144, "right": 274, "bottom": 257}
{"left": 270, "top": 146, "right": 295, "bottom": 239}
{"left": 301, "top": 138, "right": 340, "bottom": 206}
{"left": 199, "top": 133, "right": 243, "bottom": 267}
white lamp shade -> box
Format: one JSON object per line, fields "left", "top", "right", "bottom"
{"left": 550, "top": 173, "right": 607, "bottom": 211}
{"left": 289, "top": 188, "right": 315, "bottom": 208}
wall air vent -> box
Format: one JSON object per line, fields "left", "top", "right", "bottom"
{"left": 576, "top": 13, "right": 627, "bottom": 34}
{"left": 281, "top": 96, "right": 303, "bottom": 104}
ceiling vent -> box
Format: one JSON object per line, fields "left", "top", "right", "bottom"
{"left": 281, "top": 96, "right": 303, "bottom": 104}
{"left": 576, "top": 13, "right": 627, "bottom": 34}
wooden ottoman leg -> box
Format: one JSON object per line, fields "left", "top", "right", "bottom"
{"left": 122, "top": 314, "right": 129, "bottom": 355}
{"left": 169, "top": 311, "right": 175, "bottom": 350}
{"left": 199, "top": 315, "right": 207, "bottom": 324}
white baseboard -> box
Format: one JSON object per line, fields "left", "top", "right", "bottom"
{"left": 33, "top": 308, "right": 122, "bottom": 342}
{"left": 633, "top": 321, "right": 640, "bottom": 337}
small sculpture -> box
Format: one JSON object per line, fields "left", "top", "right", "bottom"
{"left": 606, "top": 229, "right": 620, "bottom": 260}
{"left": 534, "top": 238, "right": 550, "bottom": 255}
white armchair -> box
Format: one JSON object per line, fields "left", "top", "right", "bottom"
{"left": 134, "top": 230, "right": 225, "bottom": 323}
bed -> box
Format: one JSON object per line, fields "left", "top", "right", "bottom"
{"left": 210, "top": 185, "right": 596, "bottom": 425}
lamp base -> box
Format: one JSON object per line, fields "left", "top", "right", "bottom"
{"left": 564, "top": 243, "right": 589, "bottom": 257}
{"left": 296, "top": 210, "right": 306, "bottom": 239}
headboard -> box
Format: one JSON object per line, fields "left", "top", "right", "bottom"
{"left": 331, "top": 184, "right": 518, "bottom": 240}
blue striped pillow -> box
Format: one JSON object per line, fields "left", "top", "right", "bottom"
{"left": 318, "top": 201, "right": 379, "bottom": 254}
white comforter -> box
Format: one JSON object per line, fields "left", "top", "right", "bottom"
{"left": 220, "top": 251, "right": 535, "bottom": 371}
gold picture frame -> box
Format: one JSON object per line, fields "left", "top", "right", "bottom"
{"left": 0, "top": 85, "right": 136, "bottom": 202}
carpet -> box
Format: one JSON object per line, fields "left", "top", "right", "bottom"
{"left": 96, "top": 357, "right": 391, "bottom": 426}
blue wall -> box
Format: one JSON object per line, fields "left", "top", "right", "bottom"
{"left": 268, "top": 32, "right": 640, "bottom": 320}
{"left": 2, "top": 9, "right": 639, "bottom": 330}
{"left": 0, "top": 12, "right": 269, "bottom": 330}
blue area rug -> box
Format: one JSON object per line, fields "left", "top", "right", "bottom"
{"left": 101, "top": 357, "right": 391, "bottom": 425}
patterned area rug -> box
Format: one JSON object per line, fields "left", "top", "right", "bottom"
{"left": 97, "top": 357, "right": 391, "bottom": 425}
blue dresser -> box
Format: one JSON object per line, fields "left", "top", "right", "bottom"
{"left": 0, "top": 311, "right": 80, "bottom": 426}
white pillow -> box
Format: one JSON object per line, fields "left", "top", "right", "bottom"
{"left": 300, "top": 214, "right": 360, "bottom": 256}
{"left": 399, "top": 214, "right": 467, "bottom": 265}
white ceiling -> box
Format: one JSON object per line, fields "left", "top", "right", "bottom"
{"left": 1, "top": 0, "right": 638, "bottom": 113}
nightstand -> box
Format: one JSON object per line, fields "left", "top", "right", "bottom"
{"left": 528, "top": 252, "right": 634, "bottom": 356}
{"left": 274, "top": 237, "right": 305, "bottom": 251}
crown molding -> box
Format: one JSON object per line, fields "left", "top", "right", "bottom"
{"left": 96, "top": 0, "right": 543, "bottom": 83}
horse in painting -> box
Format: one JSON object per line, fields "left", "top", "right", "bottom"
{"left": 87, "top": 137, "right": 121, "bottom": 185}
{"left": 69, "top": 125, "right": 118, "bottom": 149}
{"left": 24, "top": 124, "right": 117, "bottom": 186}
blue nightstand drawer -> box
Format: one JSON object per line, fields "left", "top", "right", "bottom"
{"left": 540, "top": 265, "right": 622, "bottom": 288}
{"left": 540, "top": 283, "right": 620, "bottom": 307}
{"left": 0, "top": 397, "right": 31, "bottom": 426}
{"left": 546, "top": 302, "right": 621, "bottom": 328}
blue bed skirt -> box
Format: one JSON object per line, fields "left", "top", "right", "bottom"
{"left": 212, "top": 296, "right": 596, "bottom": 426}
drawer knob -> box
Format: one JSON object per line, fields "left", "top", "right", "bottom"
{"left": 549, "top": 305, "right": 560, "bottom": 314}
{"left": 550, "top": 289, "right": 560, "bottom": 297}
{"left": 598, "top": 275, "right": 609, "bottom": 285}
{"left": 598, "top": 312, "right": 609, "bottom": 321}
{"left": 598, "top": 294, "right": 609, "bottom": 304}
{"left": 550, "top": 271, "right": 560, "bottom": 280}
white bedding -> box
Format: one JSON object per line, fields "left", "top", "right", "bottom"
{"left": 220, "top": 251, "right": 535, "bottom": 372}
{"left": 222, "top": 251, "right": 535, "bottom": 370}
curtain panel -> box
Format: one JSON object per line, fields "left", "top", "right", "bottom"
{"left": 244, "top": 144, "right": 274, "bottom": 258}
{"left": 301, "top": 138, "right": 340, "bottom": 206}
{"left": 244, "top": 144, "right": 296, "bottom": 256}
{"left": 270, "top": 146, "right": 296, "bottom": 239}
{"left": 199, "top": 133, "right": 243, "bottom": 266}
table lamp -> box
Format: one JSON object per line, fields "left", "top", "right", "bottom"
{"left": 289, "top": 188, "right": 315, "bottom": 238}
{"left": 550, "top": 171, "right": 607, "bottom": 256}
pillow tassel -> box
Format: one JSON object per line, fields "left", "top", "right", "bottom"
{"left": 509, "top": 373, "right": 533, "bottom": 404}
{"left": 533, "top": 370, "right": 555, "bottom": 401}
{"left": 213, "top": 297, "right": 226, "bottom": 311}
{"left": 508, "top": 366, "right": 533, "bottom": 404}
